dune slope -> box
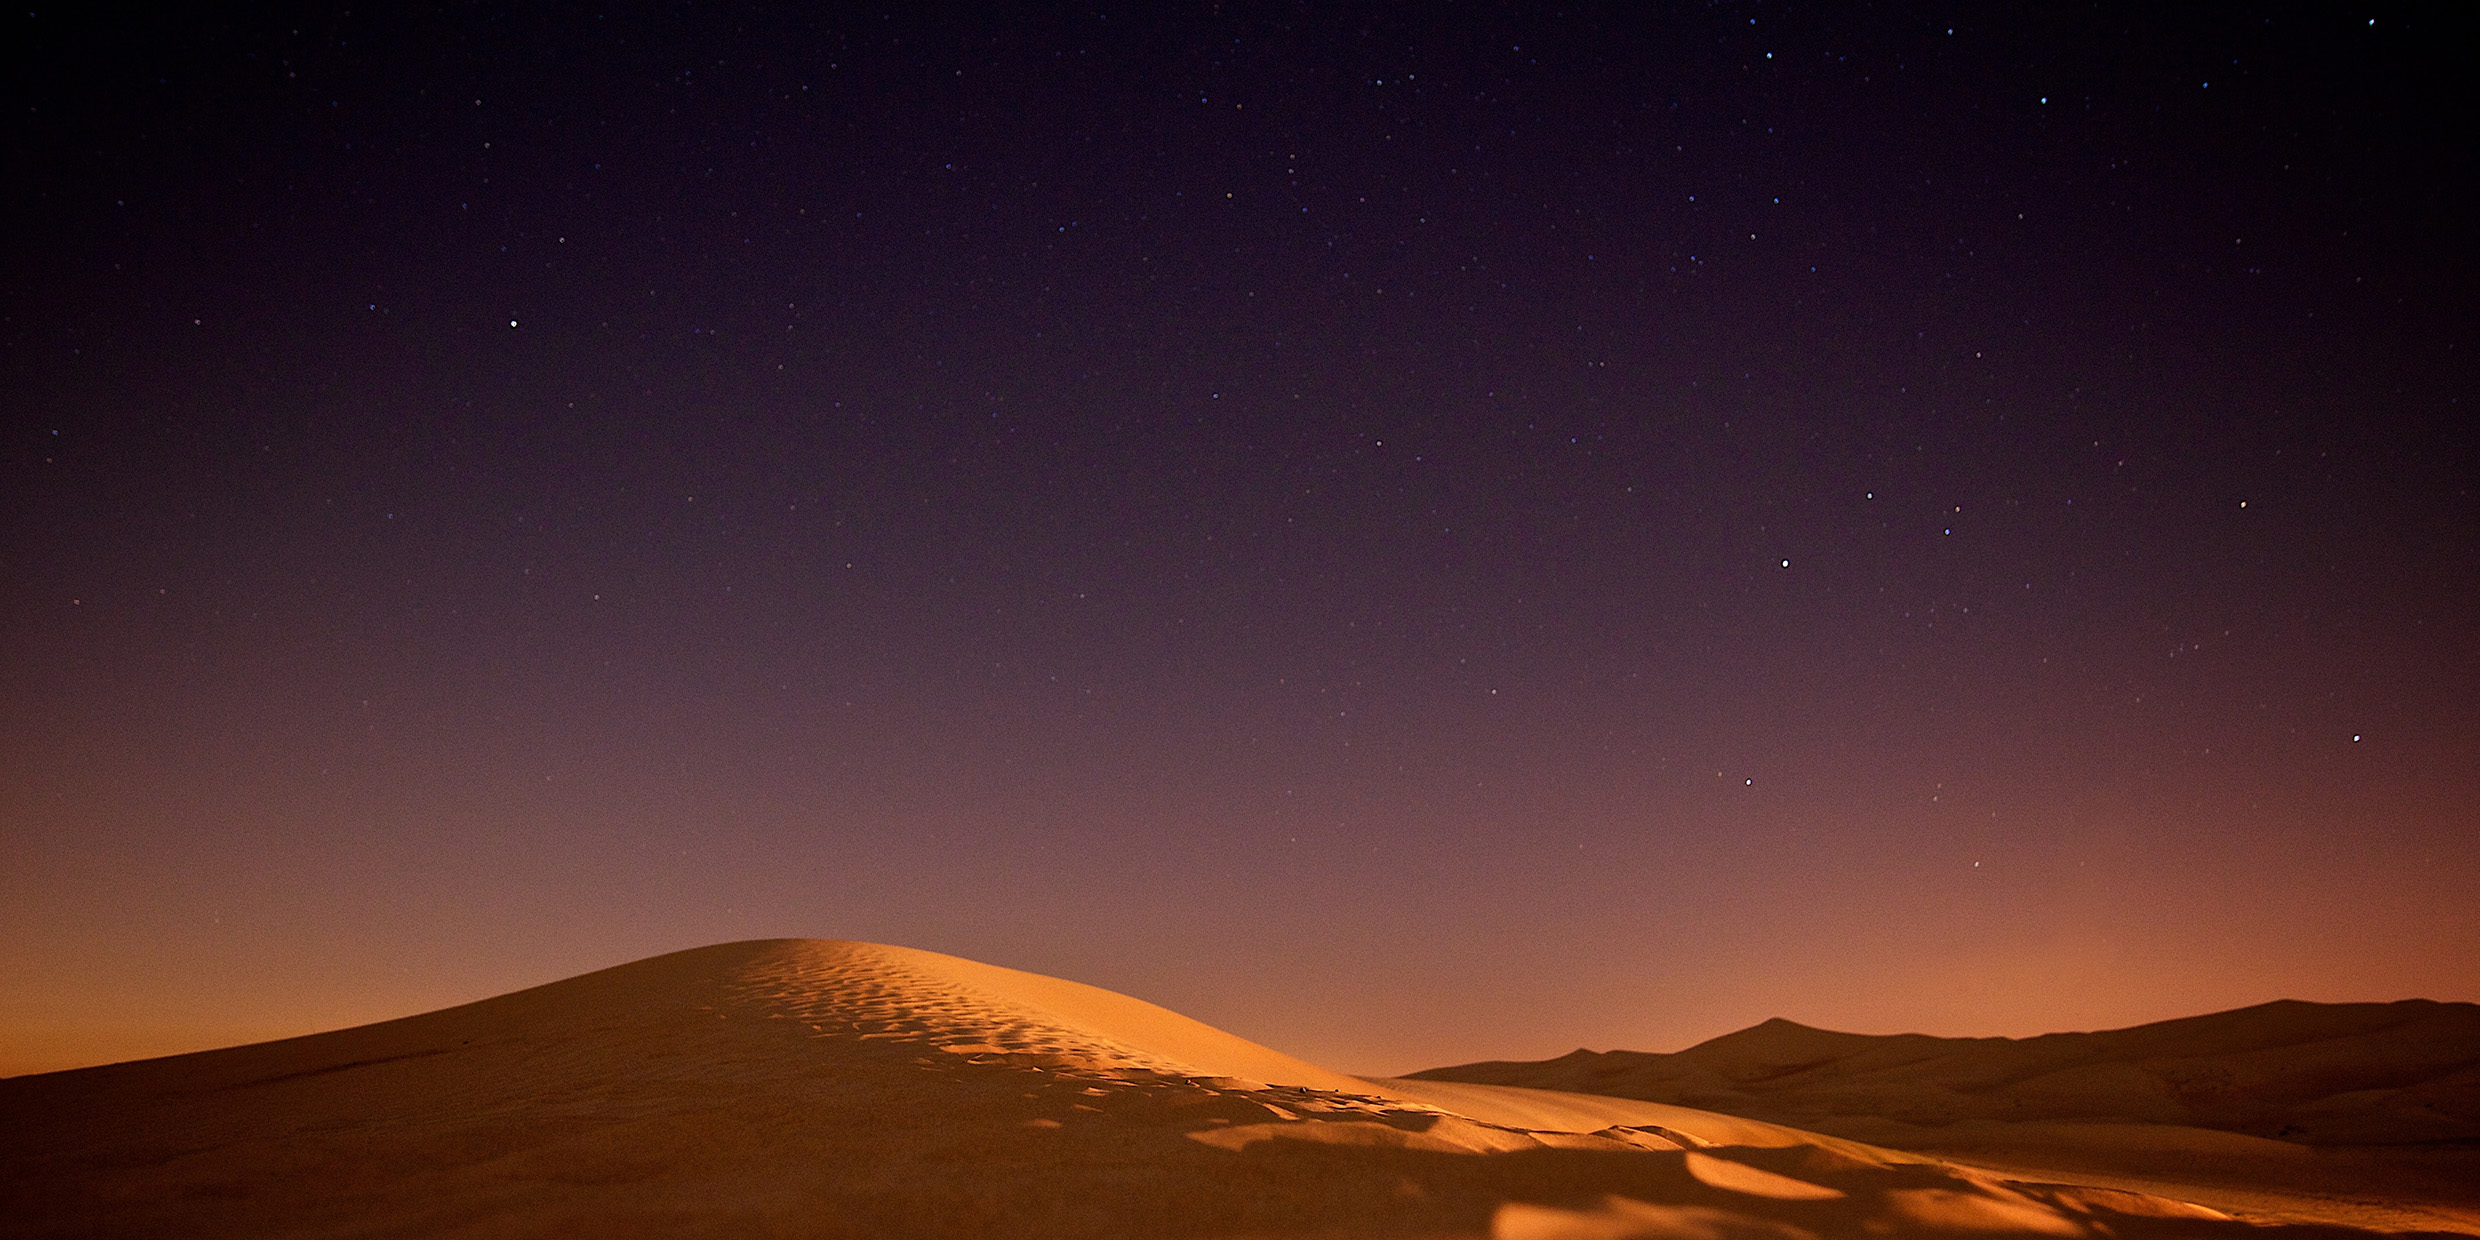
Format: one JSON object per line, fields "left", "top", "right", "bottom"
{"left": 1412, "top": 1000, "right": 2480, "bottom": 1232}
{"left": 1, "top": 941, "right": 2463, "bottom": 1239}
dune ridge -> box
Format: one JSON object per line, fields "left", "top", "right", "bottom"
{"left": 3, "top": 940, "right": 2470, "bottom": 1238}
{"left": 1411, "top": 1000, "right": 2480, "bottom": 1143}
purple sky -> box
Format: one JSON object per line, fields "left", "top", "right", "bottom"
{"left": 4, "top": 3, "right": 2474, "bottom": 1077}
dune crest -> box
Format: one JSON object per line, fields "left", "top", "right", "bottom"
{"left": 729, "top": 940, "right": 1387, "bottom": 1094}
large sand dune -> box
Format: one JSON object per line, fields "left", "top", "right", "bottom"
{"left": 1411, "top": 1001, "right": 2480, "bottom": 1233}
{"left": 1, "top": 940, "right": 2467, "bottom": 1238}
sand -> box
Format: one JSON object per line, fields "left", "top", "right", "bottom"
{"left": 1412, "top": 1002, "right": 2480, "bottom": 1234}
{"left": 3, "top": 939, "right": 2470, "bottom": 1238}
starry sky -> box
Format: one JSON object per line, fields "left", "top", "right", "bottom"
{"left": 3, "top": 2, "right": 2474, "bottom": 1078}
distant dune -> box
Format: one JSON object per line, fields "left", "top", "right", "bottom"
{"left": 1412, "top": 1001, "right": 2480, "bottom": 1232}
{"left": 3, "top": 942, "right": 2472, "bottom": 1238}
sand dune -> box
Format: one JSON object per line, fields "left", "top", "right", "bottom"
{"left": 1411, "top": 1001, "right": 2480, "bottom": 1233}
{"left": 2, "top": 941, "right": 2468, "bottom": 1238}
{"left": 1413, "top": 1001, "right": 2480, "bottom": 1142}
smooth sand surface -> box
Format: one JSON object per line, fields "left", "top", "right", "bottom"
{"left": 1412, "top": 1001, "right": 2480, "bottom": 1235}
{"left": 3, "top": 940, "right": 2469, "bottom": 1238}
{"left": 1364, "top": 1077, "right": 1932, "bottom": 1161}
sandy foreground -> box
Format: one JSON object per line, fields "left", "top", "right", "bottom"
{"left": 1, "top": 940, "right": 2468, "bottom": 1239}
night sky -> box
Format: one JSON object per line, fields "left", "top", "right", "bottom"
{"left": 4, "top": 3, "right": 2474, "bottom": 1078}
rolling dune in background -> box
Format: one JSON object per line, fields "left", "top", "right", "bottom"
{"left": 1411, "top": 1001, "right": 2480, "bottom": 1233}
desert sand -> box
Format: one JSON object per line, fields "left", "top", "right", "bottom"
{"left": 1412, "top": 1002, "right": 2480, "bottom": 1235}
{"left": 2, "top": 940, "right": 2469, "bottom": 1238}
